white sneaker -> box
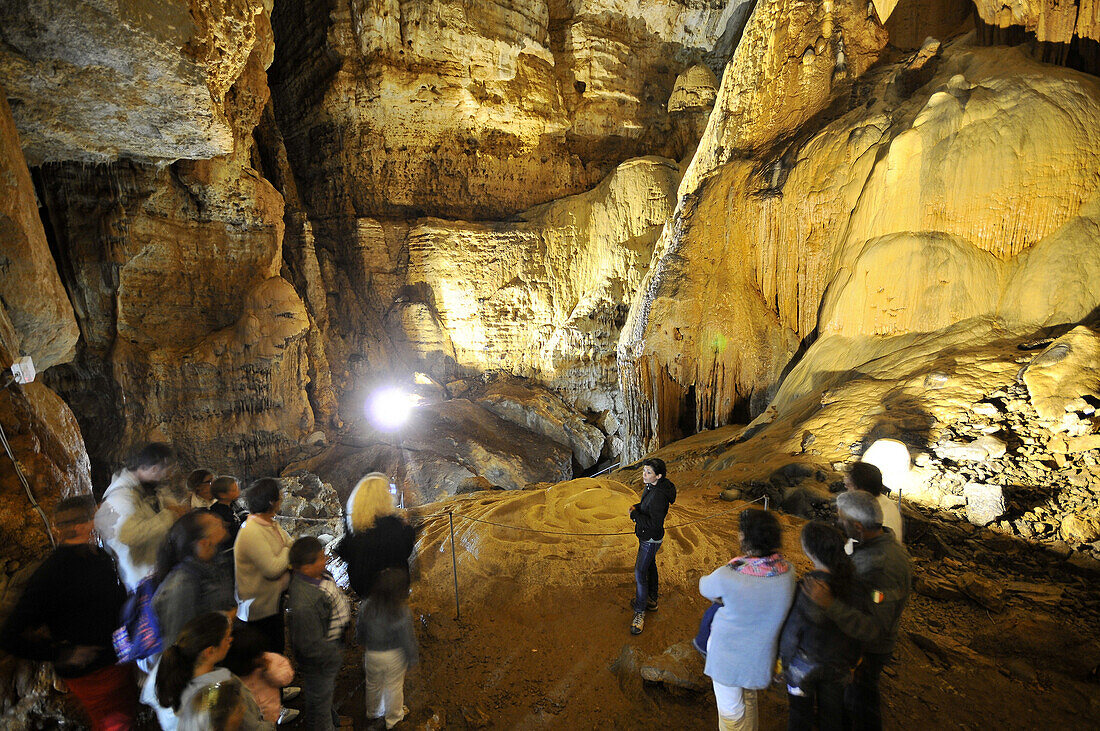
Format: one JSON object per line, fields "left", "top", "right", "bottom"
{"left": 277, "top": 708, "right": 300, "bottom": 725}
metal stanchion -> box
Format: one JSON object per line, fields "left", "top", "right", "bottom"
{"left": 448, "top": 510, "right": 461, "bottom": 621}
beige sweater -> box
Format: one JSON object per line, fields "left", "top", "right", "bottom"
{"left": 234, "top": 515, "right": 292, "bottom": 621}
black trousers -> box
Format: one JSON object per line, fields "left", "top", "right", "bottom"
{"left": 845, "top": 651, "right": 891, "bottom": 731}
{"left": 787, "top": 676, "right": 845, "bottom": 731}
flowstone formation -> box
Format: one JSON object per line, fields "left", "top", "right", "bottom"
{"left": 620, "top": 19, "right": 1100, "bottom": 458}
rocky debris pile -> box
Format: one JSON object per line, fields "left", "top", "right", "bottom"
{"left": 276, "top": 472, "right": 344, "bottom": 547}
{"left": 911, "top": 376, "right": 1100, "bottom": 567}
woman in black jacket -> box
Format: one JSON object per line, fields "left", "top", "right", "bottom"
{"left": 334, "top": 473, "right": 416, "bottom": 598}
{"left": 779, "top": 521, "right": 866, "bottom": 731}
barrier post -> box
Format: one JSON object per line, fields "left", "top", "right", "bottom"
{"left": 448, "top": 510, "right": 461, "bottom": 621}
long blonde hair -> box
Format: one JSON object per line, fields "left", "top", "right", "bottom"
{"left": 347, "top": 472, "right": 397, "bottom": 533}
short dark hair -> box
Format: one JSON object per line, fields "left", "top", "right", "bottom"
{"left": 289, "top": 536, "right": 324, "bottom": 569}
{"left": 186, "top": 468, "right": 215, "bottom": 491}
{"left": 739, "top": 507, "right": 782, "bottom": 556}
{"left": 641, "top": 458, "right": 667, "bottom": 479}
{"left": 211, "top": 475, "right": 239, "bottom": 500}
{"left": 847, "top": 462, "right": 885, "bottom": 496}
{"left": 125, "top": 442, "right": 176, "bottom": 471}
{"left": 54, "top": 495, "right": 96, "bottom": 524}
{"left": 244, "top": 477, "right": 282, "bottom": 514}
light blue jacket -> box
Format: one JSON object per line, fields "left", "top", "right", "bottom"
{"left": 699, "top": 561, "right": 796, "bottom": 688}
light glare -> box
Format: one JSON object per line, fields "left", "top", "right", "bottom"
{"left": 368, "top": 387, "right": 419, "bottom": 431}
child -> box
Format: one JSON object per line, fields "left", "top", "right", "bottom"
{"left": 187, "top": 468, "right": 216, "bottom": 509}
{"left": 778, "top": 521, "right": 867, "bottom": 731}
{"left": 223, "top": 623, "right": 299, "bottom": 726}
{"left": 154, "top": 612, "right": 269, "bottom": 731}
{"left": 178, "top": 675, "right": 248, "bottom": 731}
{"left": 210, "top": 475, "right": 245, "bottom": 547}
{"left": 287, "top": 536, "right": 349, "bottom": 730}
{"left": 358, "top": 568, "right": 418, "bottom": 729}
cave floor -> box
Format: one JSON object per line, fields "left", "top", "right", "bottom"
{"left": 321, "top": 500, "right": 1100, "bottom": 730}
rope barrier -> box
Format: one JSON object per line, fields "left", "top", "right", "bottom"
{"left": 412, "top": 494, "right": 768, "bottom": 537}
{"left": 278, "top": 494, "right": 770, "bottom": 535}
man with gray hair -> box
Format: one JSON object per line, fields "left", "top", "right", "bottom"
{"left": 805, "top": 490, "right": 912, "bottom": 731}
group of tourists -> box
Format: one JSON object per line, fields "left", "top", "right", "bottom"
{"left": 4, "top": 440, "right": 910, "bottom": 730}
{"left": 0, "top": 443, "right": 418, "bottom": 731}
{"left": 632, "top": 457, "right": 912, "bottom": 731}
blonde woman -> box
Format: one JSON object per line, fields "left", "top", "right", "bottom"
{"left": 333, "top": 473, "right": 416, "bottom": 597}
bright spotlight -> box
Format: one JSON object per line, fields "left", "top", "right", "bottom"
{"left": 367, "top": 387, "right": 420, "bottom": 431}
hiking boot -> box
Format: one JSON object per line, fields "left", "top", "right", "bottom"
{"left": 630, "top": 611, "right": 645, "bottom": 635}
{"left": 277, "top": 708, "right": 300, "bottom": 725}
{"left": 281, "top": 686, "right": 301, "bottom": 702}
{"left": 646, "top": 599, "right": 659, "bottom": 612}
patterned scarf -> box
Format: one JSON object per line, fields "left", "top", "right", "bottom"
{"left": 727, "top": 553, "right": 791, "bottom": 577}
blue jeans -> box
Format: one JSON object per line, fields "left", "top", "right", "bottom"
{"left": 633, "top": 538, "right": 661, "bottom": 613}
{"left": 298, "top": 644, "right": 343, "bottom": 730}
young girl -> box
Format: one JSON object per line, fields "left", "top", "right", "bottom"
{"left": 358, "top": 568, "right": 419, "bottom": 729}
{"left": 178, "top": 676, "right": 248, "bottom": 731}
{"left": 778, "top": 521, "right": 866, "bottom": 731}
{"left": 155, "top": 612, "right": 272, "bottom": 730}
{"left": 222, "top": 623, "right": 298, "bottom": 725}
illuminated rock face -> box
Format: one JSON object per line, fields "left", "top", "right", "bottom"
{"left": 620, "top": 29, "right": 1100, "bottom": 457}
{"left": 0, "top": 0, "right": 271, "bottom": 164}
{"left": 0, "top": 92, "right": 89, "bottom": 562}
{"left": 401, "top": 156, "right": 680, "bottom": 414}
{"left": 268, "top": 0, "right": 750, "bottom": 219}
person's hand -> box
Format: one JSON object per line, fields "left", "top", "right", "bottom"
{"left": 803, "top": 576, "right": 834, "bottom": 608}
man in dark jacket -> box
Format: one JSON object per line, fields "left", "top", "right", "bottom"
{"left": 805, "top": 490, "right": 912, "bottom": 731}
{"left": 628, "top": 457, "right": 676, "bottom": 635}
{"left": 0, "top": 496, "right": 139, "bottom": 729}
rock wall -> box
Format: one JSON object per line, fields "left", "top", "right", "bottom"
{"left": 267, "top": 0, "right": 749, "bottom": 220}
{"left": 0, "top": 89, "right": 91, "bottom": 726}
{"left": 33, "top": 3, "right": 319, "bottom": 482}
{"left": 0, "top": 0, "right": 269, "bottom": 164}
{"left": 618, "top": 0, "right": 1100, "bottom": 459}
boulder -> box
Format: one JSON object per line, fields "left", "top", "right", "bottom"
{"left": 936, "top": 436, "right": 1007, "bottom": 462}
{"left": 286, "top": 399, "right": 574, "bottom": 503}
{"left": 1021, "top": 327, "right": 1100, "bottom": 422}
{"left": 963, "top": 483, "right": 1006, "bottom": 526}
{"left": 957, "top": 571, "right": 1006, "bottom": 612}
{"left": 639, "top": 641, "right": 709, "bottom": 693}
{"left": 477, "top": 382, "right": 605, "bottom": 471}
{"left": 1061, "top": 512, "right": 1100, "bottom": 544}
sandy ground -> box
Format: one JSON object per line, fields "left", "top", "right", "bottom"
{"left": 319, "top": 486, "right": 1100, "bottom": 730}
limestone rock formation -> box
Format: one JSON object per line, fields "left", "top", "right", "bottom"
{"left": 286, "top": 395, "right": 575, "bottom": 503}
{"left": 0, "top": 91, "right": 90, "bottom": 561}
{"left": 476, "top": 381, "right": 606, "bottom": 471}
{"left": 268, "top": 0, "right": 750, "bottom": 219}
{"left": 35, "top": 11, "right": 313, "bottom": 481}
{"left": 620, "top": 26, "right": 1100, "bottom": 458}
{"left": 0, "top": 92, "right": 78, "bottom": 371}
{"left": 401, "top": 156, "right": 680, "bottom": 421}
{"left": 0, "top": 0, "right": 270, "bottom": 163}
